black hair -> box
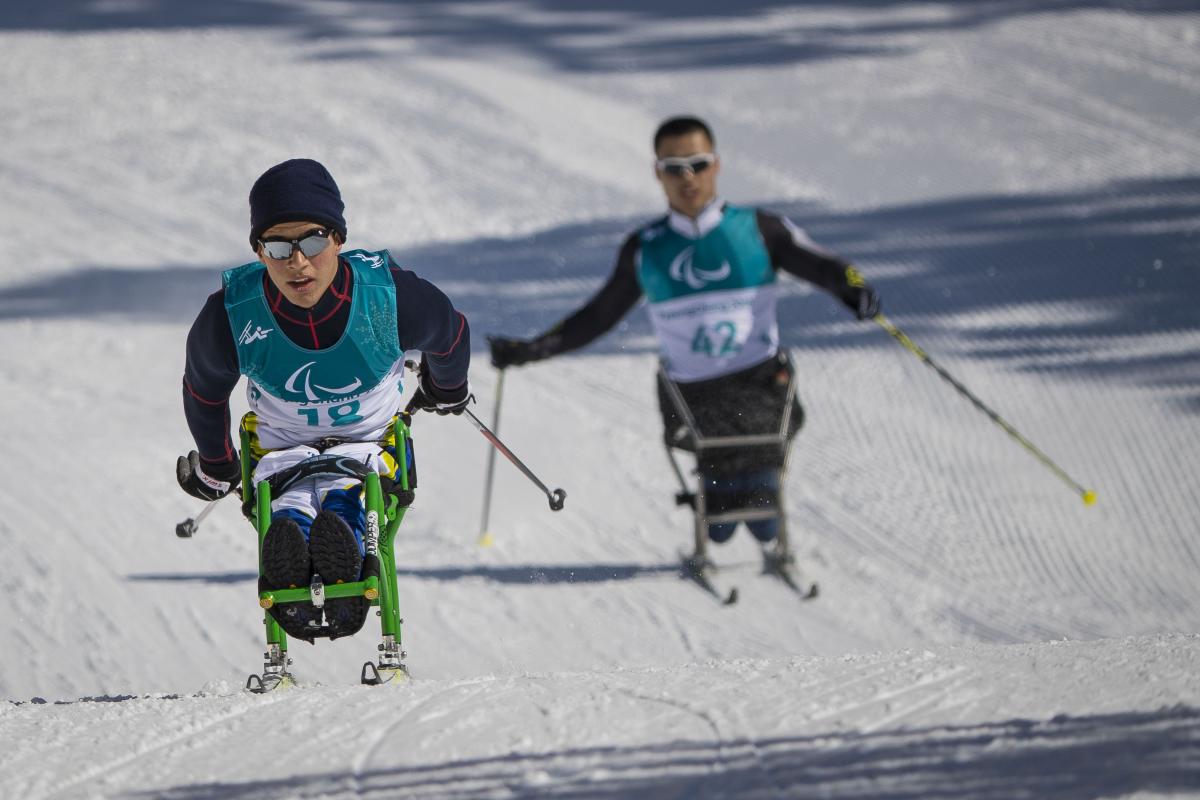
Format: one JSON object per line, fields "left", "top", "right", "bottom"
{"left": 653, "top": 116, "right": 715, "bottom": 152}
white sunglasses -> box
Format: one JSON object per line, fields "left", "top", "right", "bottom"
{"left": 655, "top": 153, "right": 717, "bottom": 177}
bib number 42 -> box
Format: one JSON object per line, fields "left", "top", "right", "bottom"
{"left": 691, "top": 321, "right": 742, "bottom": 357}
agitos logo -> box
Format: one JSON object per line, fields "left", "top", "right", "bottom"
{"left": 284, "top": 361, "right": 363, "bottom": 402}
{"left": 669, "top": 246, "right": 731, "bottom": 290}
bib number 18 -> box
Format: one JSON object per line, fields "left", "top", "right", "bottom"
{"left": 297, "top": 401, "right": 363, "bottom": 427}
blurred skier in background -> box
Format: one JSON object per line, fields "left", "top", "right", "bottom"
{"left": 176, "top": 158, "right": 471, "bottom": 639}
{"left": 488, "top": 116, "right": 879, "bottom": 568}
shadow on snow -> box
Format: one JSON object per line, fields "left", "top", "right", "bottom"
{"left": 128, "top": 705, "right": 1200, "bottom": 800}
{"left": 126, "top": 561, "right": 687, "bottom": 586}
{"left": 5, "top": 2, "right": 1195, "bottom": 73}
{"left": 5, "top": 175, "right": 1197, "bottom": 404}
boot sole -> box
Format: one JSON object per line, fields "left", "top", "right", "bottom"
{"left": 262, "top": 519, "right": 311, "bottom": 590}
{"left": 309, "top": 510, "right": 368, "bottom": 639}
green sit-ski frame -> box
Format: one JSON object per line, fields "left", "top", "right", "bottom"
{"left": 240, "top": 414, "right": 412, "bottom": 690}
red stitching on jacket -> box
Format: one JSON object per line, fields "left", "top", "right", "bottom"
{"left": 184, "top": 378, "right": 227, "bottom": 406}
{"left": 428, "top": 312, "right": 466, "bottom": 357}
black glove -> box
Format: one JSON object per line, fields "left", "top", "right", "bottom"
{"left": 841, "top": 266, "right": 880, "bottom": 320}
{"left": 845, "top": 285, "right": 881, "bottom": 320}
{"left": 488, "top": 336, "right": 541, "bottom": 369}
{"left": 410, "top": 357, "right": 473, "bottom": 415}
{"left": 379, "top": 475, "right": 416, "bottom": 509}
{"left": 176, "top": 451, "right": 240, "bottom": 501}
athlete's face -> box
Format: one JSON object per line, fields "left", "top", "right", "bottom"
{"left": 257, "top": 220, "right": 343, "bottom": 308}
{"left": 655, "top": 130, "right": 720, "bottom": 219}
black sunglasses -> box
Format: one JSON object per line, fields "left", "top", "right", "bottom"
{"left": 655, "top": 153, "right": 717, "bottom": 177}
{"left": 259, "top": 228, "right": 334, "bottom": 261}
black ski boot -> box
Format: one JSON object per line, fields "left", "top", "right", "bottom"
{"left": 262, "top": 517, "right": 323, "bottom": 642}
{"left": 262, "top": 517, "right": 311, "bottom": 589}
{"left": 309, "top": 510, "right": 369, "bottom": 639}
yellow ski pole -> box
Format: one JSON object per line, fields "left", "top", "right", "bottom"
{"left": 874, "top": 313, "right": 1096, "bottom": 506}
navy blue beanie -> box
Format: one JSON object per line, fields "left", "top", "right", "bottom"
{"left": 248, "top": 158, "right": 347, "bottom": 250}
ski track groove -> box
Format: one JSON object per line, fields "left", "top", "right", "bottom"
{"left": 857, "top": 669, "right": 974, "bottom": 735}
{"left": 898, "top": 18, "right": 1200, "bottom": 182}
{"left": 787, "top": 662, "right": 911, "bottom": 716}
{"left": 611, "top": 685, "right": 767, "bottom": 793}
{"left": 810, "top": 665, "right": 969, "bottom": 731}
{"left": 1019, "top": 65, "right": 1200, "bottom": 161}
{"left": 971, "top": 502, "right": 1082, "bottom": 640}
{"left": 352, "top": 682, "right": 459, "bottom": 787}
{"left": 1033, "top": 523, "right": 1123, "bottom": 636}
{"left": 1069, "top": 531, "right": 1139, "bottom": 629}
{"left": 1019, "top": 16, "right": 1200, "bottom": 97}
{"left": 1108, "top": 431, "right": 1196, "bottom": 627}
{"left": 1024, "top": 517, "right": 1109, "bottom": 633}
{"left": 813, "top": 496, "right": 1031, "bottom": 643}
{"left": 39, "top": 692, "right": 287, "bottom": 800}
{"left": 1145, "top": 439, "right": 1200, "bottom": 580}
{"left": 645, "top": 592, "right": 703, "bottom": 663}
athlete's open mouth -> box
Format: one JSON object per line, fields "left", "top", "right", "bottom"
{"left": 289, "top": 277, "right": 315, "bottom": 289}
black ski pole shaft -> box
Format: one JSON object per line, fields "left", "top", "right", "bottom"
{"left": 874, "top": 313, "right": 1096, "bottom": 505}
{"left": 462, "top": 406, "right": 566, "bottom": 512}
{"left": 477, "top": 369, "right": 506, "bottom": 544}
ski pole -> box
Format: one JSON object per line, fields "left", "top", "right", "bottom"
{"left": 874, "top": 313, "right": 1096, "bottom": 505}
{"left": 461, "top": 406, "right": 566, "bottom": 512}
{"left": 175, "top": 492, "right": 231, "bottom": 538}
{"left": 477, "top": 369, "right": 506, "bottom": 546}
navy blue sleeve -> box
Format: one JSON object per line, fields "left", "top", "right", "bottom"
{"left": 182, "top": 289, "right": 240, "bottom": 465}
{"left": 387, "top": 252, "right": 471, "bottom": 396}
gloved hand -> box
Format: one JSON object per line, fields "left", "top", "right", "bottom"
{"left": 379, "top": 475, "right": 416, "bottom": 509}
{"left": 488, "top": 336, "right": 540, "bottom": 369}
{"left": 844, "top": 285, "right": 881, "bottom": 320}
{"left": 841, "top": 266, "right": 881, "bottom": 320}
{"left": 176, "top": 451, "right": 240, "bottom": 501}
{"left": 410, "top": 357, "right": 473, "bottom": 415}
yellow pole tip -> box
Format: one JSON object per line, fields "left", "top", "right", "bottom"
{"left": 1082, "top": 490, "right": 1097, "bottom": 506}
{"left": 478, "top": 532, "right": 495, "bottom": 547}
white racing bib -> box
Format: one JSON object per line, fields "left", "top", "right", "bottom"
{"left": 248, "top": 359, "right": 406, "bottom": 450}
{"left": 649, "top": 285, "right": 779, "bottom": 382}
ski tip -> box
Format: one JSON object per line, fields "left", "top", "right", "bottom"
{"left": 245, "top": 673, "right": 294, "bottom": 694}
{"left": 1082, "top": 489, "right": 1097, "bottom": 506}
{"left": 478, "top": 532, "right": 495, "bottom": 547}
{"left": 362, "top": 662, "right": 410, "bottom": 686}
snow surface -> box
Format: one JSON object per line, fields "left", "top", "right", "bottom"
{"left": 1, "top": 2, "right": 1198, "bottom": 798}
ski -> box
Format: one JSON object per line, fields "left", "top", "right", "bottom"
{"left": 362, "top": 636, "right": 409, "bottom": 686}
{"left": 361, "top": 662, "right": 409, "bottom": 686}
{"left": 243, "top": 666, "right": 410, "bottom": 691}
{"left": 245, "top": 644, "right": 295, "bottom": 693}
{"left": 681, "top": 554, "right": 738, "bottom": 605}
{"left": 772, "top": 567, "right": 819, "bottom": 599}
{"left": 762, "top": 550, "right": 819, "bottom": 599}
{"left": 245, "top": 672, "right": 295, "bottom": 693}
